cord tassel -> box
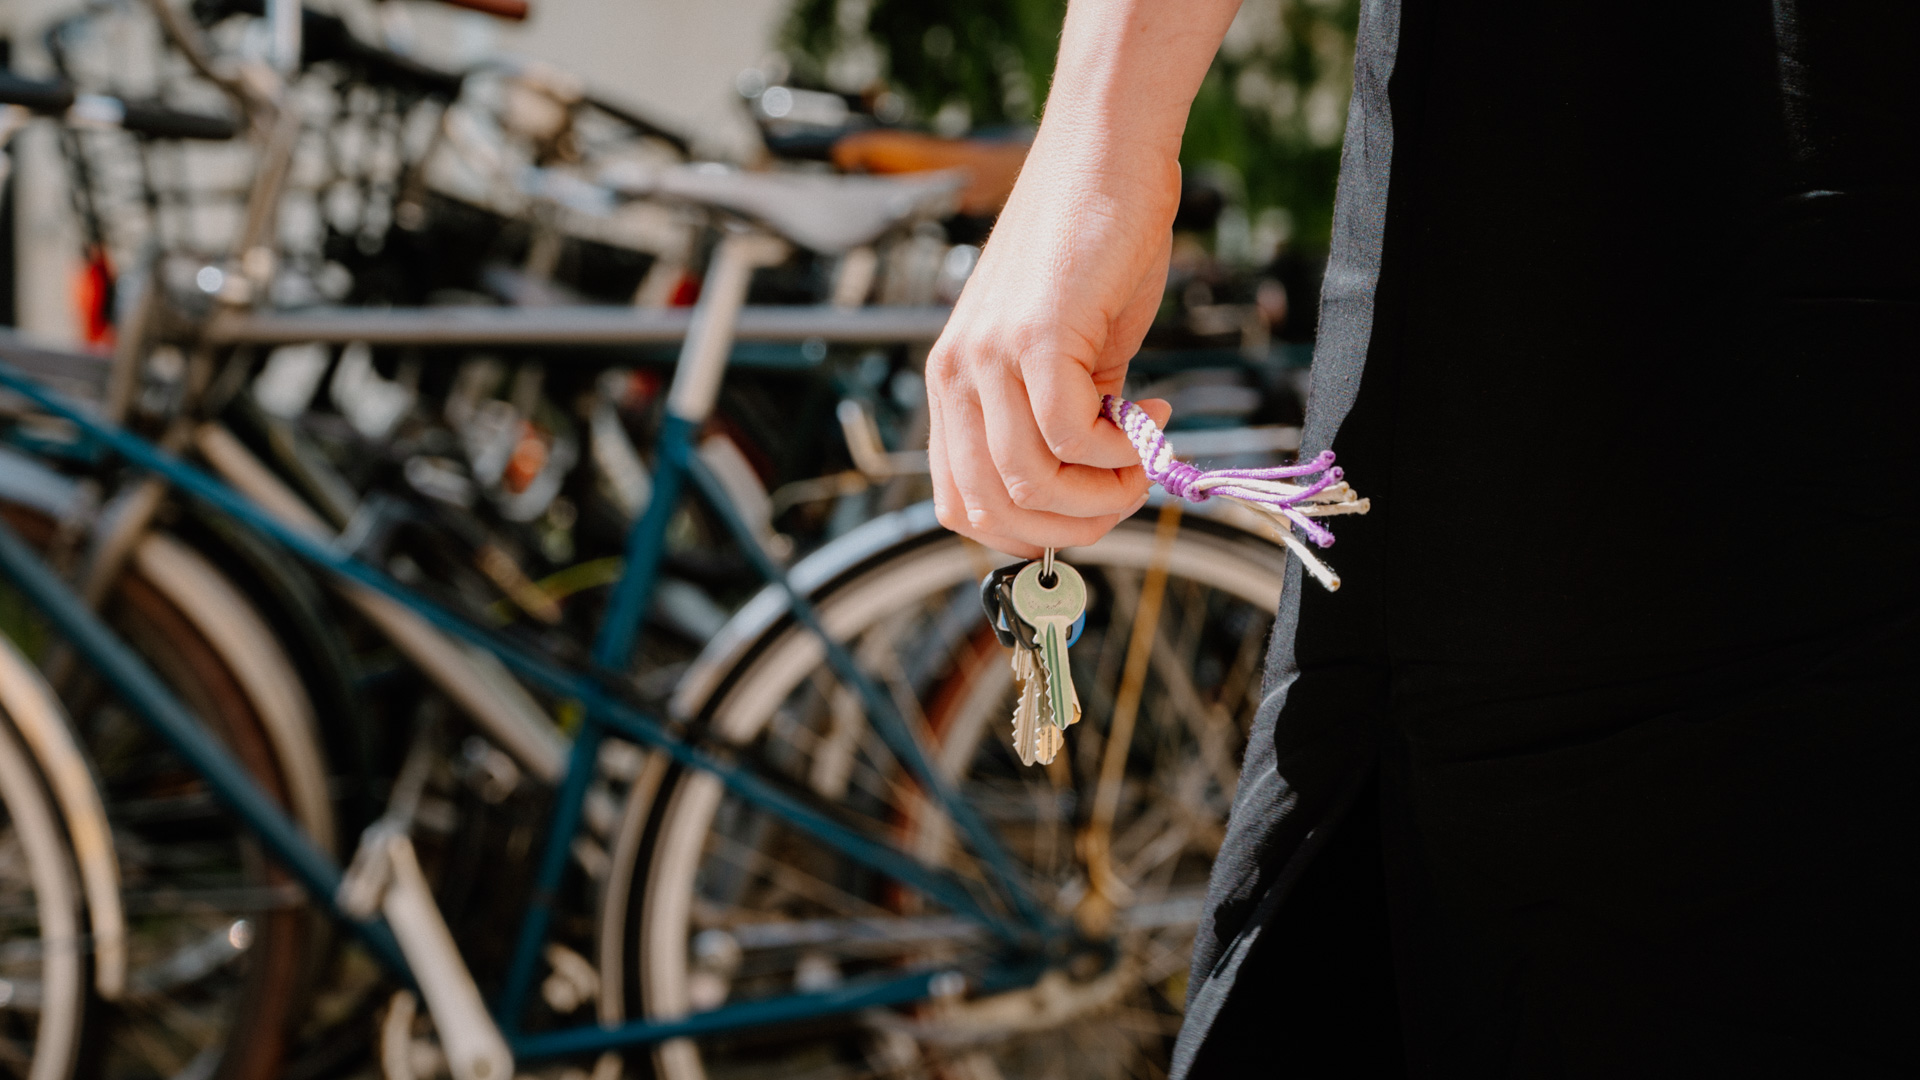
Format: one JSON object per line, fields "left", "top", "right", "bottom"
{"left": 1101, "top": 395, "right": 1370, "bottom": 591}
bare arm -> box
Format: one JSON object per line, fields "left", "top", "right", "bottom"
{"left": 927, "top": 0, "right": 1243, "bottom": 556}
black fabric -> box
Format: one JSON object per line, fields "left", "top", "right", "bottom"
{"left": 1184, "top": 770, "right": 1405, "bottom": 1078}
{"left": 1175, "top": 1, "right": 1920, "bottom": 1075}
{"left": 1171, "top": 0, "right": 1405, "bottom": 1067}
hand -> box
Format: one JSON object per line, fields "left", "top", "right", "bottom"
{"left": 925, "top": 151, "right": 1175, "bottom": 557}
{"left": 923, "top": 0, "right": 1238, "bottom": 558}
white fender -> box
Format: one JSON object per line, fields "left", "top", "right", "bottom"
{"left": 0, "top": 636, "right": 125, "bottom": 998}
{"left": 129, "top": 533, "right": 336, "bottom": 855}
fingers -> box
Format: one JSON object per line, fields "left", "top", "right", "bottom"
{"left": 1024, "top": 352, "right": 1148, "bottom": 471}
{"left": 1133, "top": 397, "right": 1173, "bottom": 428}
{"left": 929, "top": 401, "right": 1042, "bottom": 558}
{"left": 928, "top": 342, "right": 1173, "bottom": 549}
{"left": 950, "top": 399, "right": 1132, "bottom": 549}
{"left": 931, "top": 380, "right": 1133, "bottom": 553}
{"left": 979, "top": 374, "right": 1149, "bottom": 517}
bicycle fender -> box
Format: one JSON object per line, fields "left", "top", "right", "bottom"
{"left": 0, "top": 636, "right": 126, "bottom": 998}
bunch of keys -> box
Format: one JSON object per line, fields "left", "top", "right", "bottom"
{"left": 981, "top": 549, "right": 1086, "bottom": 766}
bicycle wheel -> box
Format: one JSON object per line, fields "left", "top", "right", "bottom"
{"left": 0, "top": 509, "right": 336, "bottom": 1080}
{"left": 86, "top": 539, "right": 334, "bottom": 1080}
{"left": 0, "top": 680, "right": 87, "bottom": 1080}
{"left": 603, "top": 503, "right": 1284, "bottom": 1079}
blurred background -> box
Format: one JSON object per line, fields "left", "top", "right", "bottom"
{"left": 0, "top": 2, "right": 1360, "bottom": 1079}
{"left": 0, "top": 0, "right": 1358, "bottom": 353}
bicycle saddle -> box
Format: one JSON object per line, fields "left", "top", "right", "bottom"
{"left": 598, "top": 163, "right": 964, "bottom": 254}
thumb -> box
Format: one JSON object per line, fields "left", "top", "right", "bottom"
{"left": 1133, "top": 397, "right": 1173, "bottom": 429}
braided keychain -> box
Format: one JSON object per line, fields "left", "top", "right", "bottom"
{"left": 1101, "top": 395, "right": 1369, "bottom": 590}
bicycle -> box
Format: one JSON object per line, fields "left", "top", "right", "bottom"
{"left": 0, "top": 69, "right": 356, "bottom": 1080}
{"left": 0, "top": 10, "right": 1304, "bottom": 1080}
{"left": 3, "top": 244, "right": 1294, "bottom": 1080}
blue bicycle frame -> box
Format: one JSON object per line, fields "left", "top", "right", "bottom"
{"left": 0, "top": 315, "right": 1059, "bottom": 1061}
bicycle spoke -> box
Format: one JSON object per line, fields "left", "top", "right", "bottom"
{"left": 1116, "top": 823, "right": 1192, "bottom": 887}
{"left": 700, "top": 829, "right": 897, "bottom": 921}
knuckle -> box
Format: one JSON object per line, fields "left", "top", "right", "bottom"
{"left": 923, "top": 352, "right": 960, "bottom": 392}
{"left": 934, "top": 501, "right": 966, "bottom": 533}
{"left": 1009, "top": 321, "right": 1074, "bottom": 360}
{"left": 925, "top": 339, "right": 981, "bottom": 383}
{"left": 1045, "top": 430, "right": 1091, "bottom": 461}
{"left": 1004, "top": 477, "right": 1048, "bottom": 511}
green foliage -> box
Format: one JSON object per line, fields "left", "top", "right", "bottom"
{"left": 1188, "top": 0, "right": 1359, "bottom": 252}
{"left": 780, "top": 0, "right": 1360, "bottom": 253}
{"left": 782, "top": 0, "right": 1068, "bottom": 132}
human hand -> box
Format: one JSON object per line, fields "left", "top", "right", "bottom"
{"left": 923, "top": 0, "right": 1238, "bottom": 558}
{"left": 925, "top": 158, "right": 1175, "bottom": 557}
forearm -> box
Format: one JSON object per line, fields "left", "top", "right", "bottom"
{"left": 927, "top": 0, "right": 1239, "bottom": 555}
{"left": 1024, "top": 0, "right": 1243, "bottom": 206}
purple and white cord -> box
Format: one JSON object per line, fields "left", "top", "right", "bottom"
{"left": 1101, "top": 395, "right": 1369, "bottom": 590}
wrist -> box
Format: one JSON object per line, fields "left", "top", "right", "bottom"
{"left": 1003, "top": 121, "right": 1182, "bottom": 251}
{"left": 1042, "top": 0, "right": 1240, "bottom": 154}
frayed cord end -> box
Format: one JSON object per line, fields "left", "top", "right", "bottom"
{"left": 1100, "top": 393, "right": 1364, "bottom": 591}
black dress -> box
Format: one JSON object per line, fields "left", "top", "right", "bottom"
{"left": 1172, "top": 1, "right": 1919, "bottom": 1076}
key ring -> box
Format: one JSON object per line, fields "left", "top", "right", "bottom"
{"left": 980, "top": 560, "right": 1084, "bottom": 649}
{"left": 980, "top": 564, "right": 1035, "bottom": 650}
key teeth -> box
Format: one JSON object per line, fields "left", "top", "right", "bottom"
{"left": 1006, "top": 566, "right": 1083, "bottom": 767}
{"left": 1011, "top": 649, "right": 1045, "bottom": 767}
{"left": 1036, "top": 724, "right": 1062, "bottom": 765}
{"left": 1035, "top": 656, "right": 1055, "bottom": 730}
{"left": 1014, "top": 704, "right": 1061, "bottom": 766}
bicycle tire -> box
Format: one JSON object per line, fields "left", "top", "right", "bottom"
{"left": 0, "top": 508, "right": 335, "bottom": 1080}
{"left": 0, "top": 667, "right": 88, "bottom": 1080}
{"left": 600, "top": 503, "right": 1285, "bottom": 1079}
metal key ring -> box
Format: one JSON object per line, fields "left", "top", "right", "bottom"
{"left": 979, "top": 563, "right": 1036, "bottom": 649}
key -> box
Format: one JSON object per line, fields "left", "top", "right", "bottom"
{"left": 1012, "top": 554, "right": 1086, "bottom": 734}
{"left": 986, "top": 562, "right": 1051, "bottom": 764}
{"left": 981, "top": 562, "right": 1085, "bottom": 650}
{"left": 1009, "top": 644, "right": 1061, "bottom": 766}
{"left": 984, "top": 558, "right": 1076, "bottom": 765}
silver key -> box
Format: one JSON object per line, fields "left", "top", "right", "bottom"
{"left": 1010, "top": 645, "right": 1062, "bottom": 766}
{"left": 1011, "top": 555, "right": 1085, "bottom": 734}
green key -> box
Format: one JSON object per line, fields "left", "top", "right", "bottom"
{"left": 1011, "top": 555, "right": 1085, "bottom": 733}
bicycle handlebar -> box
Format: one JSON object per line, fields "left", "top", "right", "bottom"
{"left": 188, "top": 1, "right": 686, "bottom": 150}
{"left": 0, "top": 72, "right": 76, "bottom": 115}
{"left": 100, "top": 98, "right": 240, "bottom": 140}
{"left": 0, "top": 71, "right": 239, "bottom": 140}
